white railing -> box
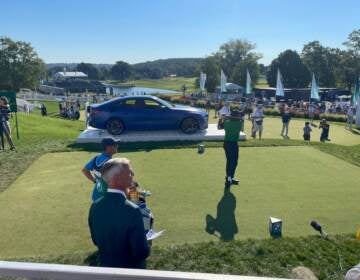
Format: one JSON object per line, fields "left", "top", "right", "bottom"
{"left": 0, "top": 261, "right": 293, "bottom": 280}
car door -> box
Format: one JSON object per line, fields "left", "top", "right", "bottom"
{"left": 142, "top": 98, "right": 177, "bottom": 129}
{"left": 115, "top": 98, "right": 147, "bottom": 130}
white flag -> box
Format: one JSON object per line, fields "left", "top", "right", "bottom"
{"left": 356, "top": 93, "right": 360, "bottom": 128}
{"left": 310, "top": 73, "right": 320, "bottom": 101}
{"left": 200, "top": 72, "right": 207, "bottom": 91}
{"left": 246, "top": 69, "right": 252, "bottom": 95}
{"left": 275, "top": 69, "right": 285, "bottom": 97}
{"left": 220, "top": 70, "right": 227, "bottom": 93}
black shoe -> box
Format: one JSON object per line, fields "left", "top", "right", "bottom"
{"left": 231, "top": 178, "right": 239, "bottom": 185}
{"left": 225, "top": 177, "right": 232, "bottom": 188}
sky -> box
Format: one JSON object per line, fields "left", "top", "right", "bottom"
{"left": 1, "top": 0, "right": 359, "bottom": 65}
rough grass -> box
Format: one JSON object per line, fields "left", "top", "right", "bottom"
{"left": 10, "top": 235, "right": 360, "bottom": 280}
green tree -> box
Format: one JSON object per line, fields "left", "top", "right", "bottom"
{"left": 301, "top": 41, "right": 337, "bottom": 87}
{"left": 339, "top": 29, "right": 360, "bottom": 89}
{"left": 344, "top": 29, "right": 360, "bottom": 54}
{"left": 76, "top": 62, "right": 99, "bottom": 80}
{"left": 110, "top": 61, "right": 132, "bottom": 81}
{"left": 215, "top": 39, "right": 262, "bottom": 85}
{"left": 267, "top": 50, "right": 310, "bottom": 88}
{"left": 230, "top": 56, "right": 260, "bottom": 87}
{"left": 0, "top": 37, "right": 46, "bottom": 91}
{"left": 196, "top": 56, "right": 220, "bottom": 93}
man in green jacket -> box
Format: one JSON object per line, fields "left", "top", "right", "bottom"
{"left": 222, "top": 110, "right": 243, "bottom": 187}
{"left": 88, "top": 158, "right": 150, "bottom": 268}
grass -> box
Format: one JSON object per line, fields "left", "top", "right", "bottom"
{"left": 106, "top": 77, "right": 198, "bottom": 92}
{"left": 207, "top": 110, "right": 360, "bottom": 146}
{"left": 26, "top": 100, "right": 60, "bottom": 116}
{"left": 10, "top": 234, "right": 360, "bottom": 280}
{"left": 1, "top": 146, "right": 359, "bottom": 259}
{"left": 1, "top": 112, "right": 360, "bottom": 279}
{"left": 0, "top": 113, "right": 84, "bottom": 191}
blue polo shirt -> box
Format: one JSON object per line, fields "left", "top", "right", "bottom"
{"left": 85, "top": 152, "right": 112, "bottom": 201}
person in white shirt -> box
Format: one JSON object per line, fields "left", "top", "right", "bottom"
{"left": 251, "top": 104, "right": 264, "bottom": 140}
{"left": 217, "top": 101, "right": 231, "bottom": 129}
{"left": 218, "top": 101, "right": 231, "bottom": 118}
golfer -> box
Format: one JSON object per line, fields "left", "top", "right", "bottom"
{"left": 82, "top": 138, "right": 118, "bottom": 201}
{"left": 221, "top": 110, "right": 243, "bottom": 187}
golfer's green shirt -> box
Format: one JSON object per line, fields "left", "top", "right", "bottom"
{"left": 224, "top": 119, "right": 242, "bottom": 142}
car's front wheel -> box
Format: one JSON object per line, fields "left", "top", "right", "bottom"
{"left": 180, "top": 117, "right": 199, "bottom": 134}
{"left": 106, "top": 118, "right": 124, "bottom": 135}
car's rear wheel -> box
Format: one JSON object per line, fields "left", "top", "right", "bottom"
{"left": 106, "top": 118, "right": 124, "bottom": 135}
{"left": 180, "top": 117, "right": 199, "bottom": 134}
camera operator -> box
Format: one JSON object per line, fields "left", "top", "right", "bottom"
{"left": 0, "top": 96, "right": 16, "bottom": 151}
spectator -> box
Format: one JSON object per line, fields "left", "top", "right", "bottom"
{"left": 88, "top": 158, "right": 150, "bottom": 268}
{"left": 281, "top": 107, "right": 292, "bottom": 138}
{"left": 303, "top": 121, "right": 312, "bottom": 141}
{"left": 82, "top": 138, "right": 118, "bottom": 201}
{"left": 40, "top": 103, "right": 47, "bottom": 116}
{"left": 0, "top": 96, "right": 16, "bottom": 151}
{"left": 205, "top": 99, "right": 211, "bottom": 113}
{"left": 346, "top": 106, "right": 355, "bottom": 130}
{"left": 251, "top": 104, "right": 264, "bottom": 140}
{"left": 319, "top": 119, "right": 330, "bottom": 142}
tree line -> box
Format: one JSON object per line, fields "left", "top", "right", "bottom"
{"left": 198, "top": 30, "right": 360, "bottom": 92}
{"left": 46, "top": 58, "right": 203, "bottom": 82}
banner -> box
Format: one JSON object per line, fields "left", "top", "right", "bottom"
{"left": 356, "top": 94, "right": 360, "bottom": 128}
{"left": 352, "top": 77, "right": 359, "bottom": 105}
{"left": 0, "top": 91, "right": 17, "bottom": 112}
{"left": 246, "top": 69, "right": 252, "bottom": 95}
{"left": 275, "top": 69, "right": 284, "bottom": 97}
{"left": 310, "top": 73, "right": 320, "bottom": 101}
{"left": 200, "top": 72, "right": 207, "bottom": 91}
{"left": 220, "top": 70, "right": 227, "bottom": 93}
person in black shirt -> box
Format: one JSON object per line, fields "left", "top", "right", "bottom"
{"left": 319, "top": 119, "right": 330, "bottom": 142}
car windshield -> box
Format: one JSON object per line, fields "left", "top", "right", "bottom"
{"left": 158, "top": 98, "right": 175, "bottom": 108}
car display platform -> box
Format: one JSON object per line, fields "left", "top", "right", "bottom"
{"left": 76, "top": 124, "right": 246, "bottom": 143}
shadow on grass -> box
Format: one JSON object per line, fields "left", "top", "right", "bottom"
{"left": 205, "top": 186, "right": 238, "bottom": 241}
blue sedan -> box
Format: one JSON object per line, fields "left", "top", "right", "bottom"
{"left": 88, "top": 95, "right": 208, "bottom": 135}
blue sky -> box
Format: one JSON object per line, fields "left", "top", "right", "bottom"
{"left": 1, "top": 0, "right": 359, "bottom": 65}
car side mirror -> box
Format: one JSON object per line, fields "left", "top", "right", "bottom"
{"left": 160, "top": 105, "right": 167, "bottom": 109}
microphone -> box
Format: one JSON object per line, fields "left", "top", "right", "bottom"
{"left": 310, "top": 220, "right": 328, "bottom": 238}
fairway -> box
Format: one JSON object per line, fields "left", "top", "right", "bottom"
{"left": 0, "top": 146, "right": 359, "bottom": 259}
{"left": 207, "top": 114, "right": 360, "bottom": 146}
